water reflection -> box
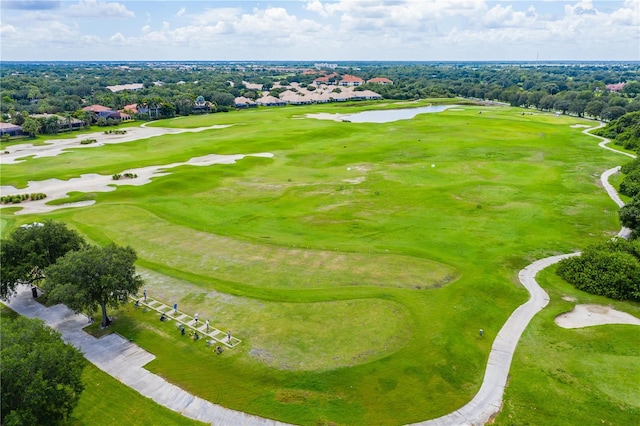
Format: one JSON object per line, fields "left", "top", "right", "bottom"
{"left": 342, "top": 105, "right": 459, "bottom": 123}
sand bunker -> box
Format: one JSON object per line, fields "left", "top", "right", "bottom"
{"left": 555, "top": 304, "right": 640, "bottom": 328}
{"left": 0, "top": 123, "right": 231, "bottom": 165}
{"left": 305, "top": 112, "right": 347, "bottom": 122}
{"left": 570, "top": 124, "right": 591, "bottom": 128}
{"left": 1, "top": 152, "right": 273, "bottom": 215}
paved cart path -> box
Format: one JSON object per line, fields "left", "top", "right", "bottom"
{"left": 3, "top": 122, "right": 634, "bottom": 426}
{"left": 3, "top": 286, "right": 289, "bottom": 426}
{"left": 411, "top": 123, "right": 636, "bottom": 426}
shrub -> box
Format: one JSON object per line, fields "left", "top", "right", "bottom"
{"left": 557, "top": 238, "right": 640, "bottom": 300}
{"left": 0, "top": 193, "right": 46, "bottom": 204}
{"left": 80, "top": 138, "right": 97, "bottom": 145}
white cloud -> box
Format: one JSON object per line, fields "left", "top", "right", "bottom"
{"left": 305, "top": 0, "right": 329, "bottom": 16}
{"left": 483, "top": 4, "right": 536, "bottom": 29}
{"left": 0, "top": 24, "right": 17, "bottom": 35}
{"left": 109, "top": 32, "right": 126, "bottom": 44}
{"left": 0, "top": 0, "right": 637, "bottom": 61}
{"left": 68, "top": 0, "right": 135, "bottom": 18}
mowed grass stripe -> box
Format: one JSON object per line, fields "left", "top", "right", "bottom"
{"left": 71, "top": 204, "right": 458, "bottom": 290}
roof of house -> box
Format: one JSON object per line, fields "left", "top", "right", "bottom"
{"left": 122, "top": 103, "right": 138, "bottom": 113}
{"left": 0, "top": 122, "right": 22, "bottom": 130}
{"left": 340, "top": 75, "right": 364, "bottom": 83}
{"left": 82, "top": 104, "right": 113, "bottom": 112}
{"left": 352, "top": 90, "right": 383, "bottom": 99}
{"left": 31, "top": 113, "right": 83, "bottom": 124}
{"left": 234, "top": 96, "right": 257, "bottom": 105}
{"left": 243, "top": 81, "right": 263, "bottom": 90}
{"left": 105, "top": 83, "right": 144, "bottom": 92}
{"left": 256, "top": 95, "right": 285, "bottom": 105}
{"left": 367, "top": 77, "right": 393, "bottom": 84}
{"left": 606, "top": 82, "right": 626, "bottom": 92}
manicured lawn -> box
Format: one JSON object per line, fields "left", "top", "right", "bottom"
{"left": 2, "top": 100, "right": 637, "bottom": 425}
{"left": 494, "top": 267, "right": 640, "bottom": 426}
{"left": 65, "top": 364, "right": 207, "bottom": 426}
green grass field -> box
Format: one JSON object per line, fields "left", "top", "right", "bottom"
{"left": 2, "top": 100, "right": 638, "bottom": 425}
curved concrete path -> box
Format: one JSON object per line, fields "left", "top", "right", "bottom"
{"left": 412, "top": 123, "right": 636, "bottom": 426}
{"left": 2, "top": 121, "right": 635, "bottom": 426}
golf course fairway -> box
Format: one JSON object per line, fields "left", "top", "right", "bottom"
{"left": 2, "top": 100, "right": 638, "bottom": 425}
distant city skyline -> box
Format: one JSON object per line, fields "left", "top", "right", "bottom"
{"left": 1, "top": 0, "right": 638, "bottom": 62}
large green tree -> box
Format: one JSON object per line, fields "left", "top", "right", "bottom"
{"left": 620, "top": 196, "right": 640, "bottom": 239}
{"left": 1, "top": 315, "right": 85, "bottom": 425}
{"left": 44, "top": 244, "right": 144, "bottom": 327}
{"left": 0, "top": 221, "right": 85, "bottom": 300}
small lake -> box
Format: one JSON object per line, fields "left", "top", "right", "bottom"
{"left": 342, "top": 105, "right": 459, "bottom": 123}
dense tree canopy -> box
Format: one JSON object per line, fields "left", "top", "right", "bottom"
{"left": 0, "top": 221, "right": 85, "bottom": 299}
{"left": 1, "top": 62, "right": 639, "bottom": 130}
{"left": 556, "top": 238, "right": 640, "bottom": 301}
{"left": 620, "top": 196, "right": 640, "bottom": 239}
{"left": 1, "top": 315, "right": 86, "bottom": 425}
{"left": 44, "top": 243, "right": 144, "bottom": 327}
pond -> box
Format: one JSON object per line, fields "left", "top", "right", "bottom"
{"left": 341, "top": 105, "right": 459, "bottom": 123}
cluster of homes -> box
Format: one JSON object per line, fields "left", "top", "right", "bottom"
{"left": 0, "top": 75, "right": 393, "bottom": 137}
{"left": 0, "top": 105, "right": 126, "bottom": 137}
{"left": 234, "top": 76, "right": 392, "bottom": 108}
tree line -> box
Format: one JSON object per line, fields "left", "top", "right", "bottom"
{"left": 1, "top": 62, "right": 639, "bottom": 133}
{"left": 556, "top": 111, "right": 640, "bottom": 301}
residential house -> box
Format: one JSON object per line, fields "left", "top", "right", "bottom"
{"left": 313, "top": 73, "right": 339, "bottom": 86}
{"left": 279, "top": 90, "right": 312, "bottom": 105}
{"left": 31, "top": 113, "right": 85, "bottom": 130}
{"left": 0, "top": 122, "right": 22, "bottom": 137}
{"left": 339, "top": 75, "right": 364, "bottom": 87}
{"left": 234, "top": 97, "right": 257, "bottom": 108}
{"left": 105, "top": 83, "right": 144, "bottom": 92}
{"left": 366, "top": 77, "right": 393, "bottom": 85}
{"left": 606, "top": 82, "right": 626, "bottom": 92}
{"left": 256, "top": 95, "right": 286, "bottom": 107}
{"left": 122, "top": 103, "right": 139, "bottom": 114}
{"left": 351, "top": 90, "right": 384, "bottom": 100}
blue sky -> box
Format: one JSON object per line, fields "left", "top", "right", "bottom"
{"left": 1, "top": 1, "right": 638, "bottom": 61}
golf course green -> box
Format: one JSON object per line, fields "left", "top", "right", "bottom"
{"left": 2, "top": 100, "right": 638, "bottom": 425}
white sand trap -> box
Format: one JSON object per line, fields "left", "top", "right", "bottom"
{"left": 0, "top": 124, "right": 232, "bottom": 165}
{"left": 305, "top": 112, "right": 347, "bottom": 122}
{"left": 555, "top": 304, "right": 640, "bottom": 328}
{"left": 570, "top": 124, "right": 591, "bottom": 128}
{"left": 0, "top": 152, "right": 273, "bottom": 215}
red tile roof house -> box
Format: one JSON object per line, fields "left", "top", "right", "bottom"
{"left": 339, "top": 75, "right": 364, "bottom": 87}
{"left": 313, "top": 73, "right": 339, "bottom": 86}
{"left": 606, "top": 82, "right": 626, "bottom": 92}
{"left": 82, "top": 104, "right": 113, "bottom": 113}
{"left": 122, "top": 103, "right": 139, "bottom": 114}
{"left": 82, "top": 104, "right": 121, "bottom": 120}
{"left": 367, "top": 77, "right": 394, "bottom": 85}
